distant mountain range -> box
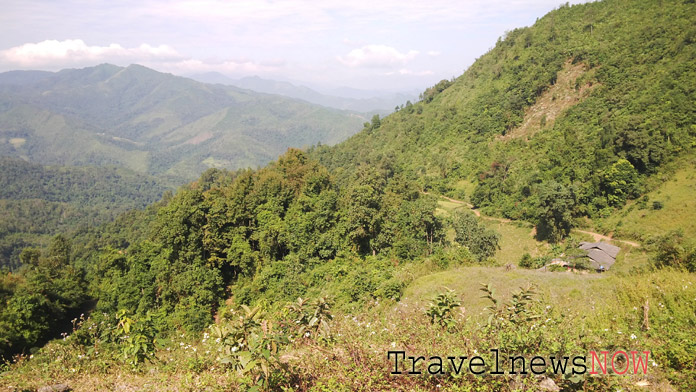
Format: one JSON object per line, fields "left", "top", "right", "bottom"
{"left": 189, "top": 72, "right": 418, "bottom": 114}
{"left": 0, "top": 64, "right": 367, "bottom": 183}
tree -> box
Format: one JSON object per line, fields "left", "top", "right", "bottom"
{"left": 370, "top": 114, "right": 381, "bottom": 130}
{"left": 535, "top": 181, "right": 576, "bottom": 242}
{"left": 452, "top": 212, "right": 500, "bottom": 261}
{"left": 602, "top": 158, "right": 639, "bottom": 207}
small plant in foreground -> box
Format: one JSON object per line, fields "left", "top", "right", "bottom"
{"left": 209, "top": 305, "right": 288, "bottom": 388}
{"left": 425, "top": 288, "right": 461, "bottom": 330}
{"left": 115, "top": 309, "right": 157, "bottom": 368}
{"left": 286, "top": 296, "right": 334, "bottom": 341}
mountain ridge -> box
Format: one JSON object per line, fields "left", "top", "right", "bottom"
{"left": 188, "top": 71, "right": 417, "bottom": 113}
{"left": 0, "top": 64, "right": 367, "bottom": 182}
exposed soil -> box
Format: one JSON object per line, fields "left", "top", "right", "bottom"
{"left": 498, "top": 60, "right": 597, "bottom": 141}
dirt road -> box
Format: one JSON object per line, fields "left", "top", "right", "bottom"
{"left": 432, "top": 193, "right": 641, "bottom": 248}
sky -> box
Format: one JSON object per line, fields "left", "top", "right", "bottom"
{"left": 0, "top": 0, "right": 587, "bottom": 93}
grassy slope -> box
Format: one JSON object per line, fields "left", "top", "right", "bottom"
{"left": 599, "top": 156, "right": 696, "bottom": 241}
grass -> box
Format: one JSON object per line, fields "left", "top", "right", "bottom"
{"left": 436, "top": 195, "right": 548, "bottom": 266}
{"left": 2, "top": 262, "right": 694, "bottom": 391}
{"left": 599, "top": 159, "right": 696, "bottom": 241}
{"left": 482, "top": 221, "right": 548, "bottom": 265}
{"left": 403, "top": 266, "right": 610, "bottom": 320}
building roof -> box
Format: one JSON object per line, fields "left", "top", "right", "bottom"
{"left": 579, "top": 241, "right": 621, "bottom": 270}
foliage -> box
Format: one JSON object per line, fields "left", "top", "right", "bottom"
{"left": 0, "top": 235, "right": 87, "bottom": 360}
{"left": 0, "top": 158, "right": 169, "bottom": 269}
{"left": 312, "top": 0, "right": 696, "bottom": 225}
{"left": 114, "top": 310, "right": 157, "bottom": 367}
{"left": 425, "top": 289, "right": 461, "bottom": 330}
{"left": 602, "top": 158, "right": 640, "bottom": 207}
{"left": 451, "top": 211, "right": 500, "bottom": 261}
{"left": 286, "top": 297, "right": 334, "bottom": 341}
{"left": 650, "top": 230, "right": 696, "bottom": 272}
{"left": 208, "top": 305, "right": 288, "bottom": 388}
{"left": 517, "top": 253, "right": 545, "bottom": 269}
{"left": 535, "top": 181, "right": 576, "bottom": 242}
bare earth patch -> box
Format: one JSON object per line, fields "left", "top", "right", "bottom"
{"left": 498, "top": 60, "right": 597, "bottom": 141}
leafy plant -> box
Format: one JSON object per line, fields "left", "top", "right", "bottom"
{"left": 480, "top": 283, "right": 540, "bottom": 326}
{"left": 425, "top": 289, "right": 461, "bottom": 330}
{"left": 115, "top": 309, "right": 157, "bottom": 367}
{"left": 287, "top": 296, "right": 334, "bottom": 341}
{"left": 209, "top": 305, "right": 288, "bottom": 388}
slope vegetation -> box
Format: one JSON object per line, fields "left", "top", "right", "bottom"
{"left": 0, "top": 158, "right": 168, "bottom": 268}
{"left": 0, "top": 64, "right": 366, "bottom": 182}
{"left": 1, "top": 1, "right": 695, "bottom": 391}
{"left": 313, "top": 0, "right": 696, "bottom": 231}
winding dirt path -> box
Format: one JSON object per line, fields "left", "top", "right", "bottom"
{"left": 572, "top": 229, "right": 641, "bottom": 248}
{"left": 431, "top": 193, "right": 641, "bottom": 248}
{"left": 438, "top": 194, "right": 515, "bottom": 223}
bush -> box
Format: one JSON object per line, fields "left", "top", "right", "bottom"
{"left": 425, "top": 289, "right": 461, "bottom": 330}
{"left": 651, "top": 230, "right": 696, "bottom": 272}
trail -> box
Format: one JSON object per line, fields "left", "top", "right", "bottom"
{"left": 431, "top": 193, "right": 641, "bottom": 248}
{"left": 572, "top": 229, "right": 641, "bottom": 248}
{"left": 437, "top": 194, "right": 512, "bottom": 223}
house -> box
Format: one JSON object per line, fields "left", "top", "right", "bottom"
{"left": 579, "top": 241, "right": 620, "bottom": 271}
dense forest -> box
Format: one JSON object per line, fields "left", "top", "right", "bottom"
{"left": 1, "top": 0, "right": 695, "bottom": 391}
{"left": 0, "top": 158, "right": 169, "bottom": 269}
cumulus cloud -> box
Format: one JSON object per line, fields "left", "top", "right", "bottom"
{"left": 427, "top": 50, "right": 441, "bottom": 57}
{"left": 337, "top": 45, "right": 418, "bottom": 68}
{"left": 0, "top": 39, "right": 185, "bottom": 69}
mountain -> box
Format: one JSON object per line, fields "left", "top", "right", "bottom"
{"left": 0, "top": 70, "right": 53, "bottom": 86}
{"left": 1, "top": 0, "right": 696, "bottom": 390}
{"left": 189, "top": 72, "right": 417, "bottom": 113}
{"left": 313, "top": 0, "right": 696, "bottom": 236}
{"left": 0, "top": 64, "right": 367, "bottom": 182}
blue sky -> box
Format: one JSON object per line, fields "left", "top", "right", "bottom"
{"left": 0, "top": 0, "right": 587, "bottom": 92}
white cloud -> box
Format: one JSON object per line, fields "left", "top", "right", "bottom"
{"left": 0, "top": 38, "right": 287, "bottom": 79}
{"left": 337, "top": 45, "right": 418, "bottom": 68}
{"left": 0, "top": 39, "right": 184, "bottom": 69}
{"left": 427, "top": 50, "right": 441, "bottom": 57}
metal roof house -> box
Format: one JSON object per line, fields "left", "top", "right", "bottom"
{"left": 579, "top": 242, "right": 621, "bottom": 271}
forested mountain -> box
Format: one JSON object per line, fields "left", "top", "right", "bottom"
{"left": 312, "top": 0, "right": 696, "bottom": 240}
{"left": 1, "top": 0, "right": 695, "bottom": 390}
{"left": 0, "top": 158, "right": 169, "bottom": 269}
{"left": 0, "top": 64, "right": 366, "bottom": 182}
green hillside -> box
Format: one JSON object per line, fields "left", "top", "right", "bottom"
{"left": 312, "top": 0, "right": 696, "bottom": 236}
{"left": 0, "top": 64, "right": 367, "bottom": 182}
{"left": 1, "top": 1, "right": 695, "bottom": 391}
{"left": 0, "top": 158, "right": 169, "bottom": 269}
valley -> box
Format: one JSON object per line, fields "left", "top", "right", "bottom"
{"left": 1, "top": 0, "right": 695, "bottom": 391}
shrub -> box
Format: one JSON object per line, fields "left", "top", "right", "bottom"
{"left": 425, "top": 289, "right": 461, "bottom": 330}
{"left": 115, "top": 310, "right": 157, "bottom": 367}
{"left": 208, "top": 305, "right": 289, "bottom": 388}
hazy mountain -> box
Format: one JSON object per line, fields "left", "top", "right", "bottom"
{"left": 0, "top": 64, "right": 367, "bottom": 182}
{"left": 189, "top": 72, "right": 417, "bottom": 113}
{"left": 0, "top": 70, "right": 53, "bottom": 86}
